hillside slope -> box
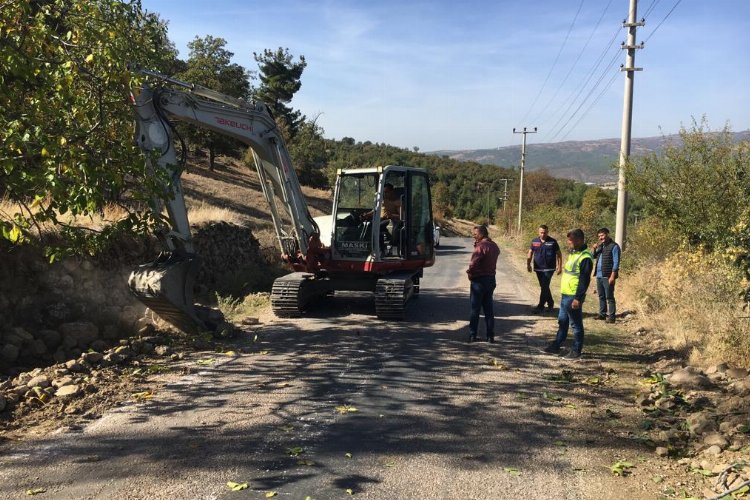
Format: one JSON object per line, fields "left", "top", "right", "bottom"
{"left": 431, "top": 130, "right": 750, "bottom": 183}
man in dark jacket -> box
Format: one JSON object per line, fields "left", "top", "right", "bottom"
{"left": 527, "top": 225, "right": 562, "bottom": 313}
{"left": 466, "top": 225, "right": 500, "bottom": 343}
{"left": 591, "top": 227, "right": 621, "bottom": 323}
{"left": 543, "top": 229, "right": 593, "bottom": 359}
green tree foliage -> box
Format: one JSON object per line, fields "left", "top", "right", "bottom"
{"left": 1, "top": 0, "right": 177, "bottom": 257}
{"left": 578, "top": 186, "right": 615, "bottom": 234}
{"left": 176, "top": 35, "right": 252, "bottom": 170}
{"left": 287, "top": 118, "right": 327, "bottom": 188}
{"left": 253, "top": 48, "right": 306, "bottom": 139}
{"left": 625, "top": 121, "right": 750, "bottom": 249}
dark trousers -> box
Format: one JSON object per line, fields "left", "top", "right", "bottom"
{"left": 596, "top": 277, "right": 616, "bottom": 319}
{"left": 553, "top": 294, "right": 584, "bottom": 354}
{"left": 469, "top": 276, "right": 496, "bottom": 338}
{"left": 535, "top": 270, "right": 555, "bottom": 308}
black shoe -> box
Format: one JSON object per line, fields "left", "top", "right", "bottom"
{"left": 563, "top": 350, "right": 582, "bottom": 360}
{"left": 532, "top": 305, "right": 544, "bottom": 314}
{"left": 542, "top": 343, "right": 560, "bottom": 354}
{"left": 468, "top": 335, "right": 478, "bottom": 343}
{"left": 595, "top": 315, "right": 606, "bottom": 320}
{"left": 486, "top": 336, "right": 495, "bottom": 343}
{"left": 605, "top": 317, "right": 615, "bottom": 324}
{"left": 545, "top": 306, "right": 555, "bottom": 314}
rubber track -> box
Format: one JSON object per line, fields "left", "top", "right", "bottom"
{"left": 375, "top": 276, "right": 414, "bottom": 320}
{"left": 271, "top": 273, "right": 311, "bottom": 317}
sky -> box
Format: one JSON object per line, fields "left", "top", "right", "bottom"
{"left": 141, "top": 0, "right": 750, "bottom": 152}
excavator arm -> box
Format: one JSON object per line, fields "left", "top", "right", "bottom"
{"left": 129, "top": 69, "right": 318, "bottom": 332}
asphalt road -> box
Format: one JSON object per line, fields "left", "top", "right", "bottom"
{"left": 0, "top": 237, "right": 652, "bottom": 499}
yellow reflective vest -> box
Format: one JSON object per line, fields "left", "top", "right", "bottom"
{"left": 560, "top": 248, "right": 593, "bottom": 296}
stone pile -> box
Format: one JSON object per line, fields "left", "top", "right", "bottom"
{"left": 0, "top": 333, "right": 176, "bottom": 416}
{"left": 636, "top": 363, "right": 750, "bottom": 461}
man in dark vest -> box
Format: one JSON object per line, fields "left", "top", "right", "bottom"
{"left": 527, "top": 224, "right": 562, "bottom": 313}
{"left": 591, "top": 227, "right": 621, "bottom": 323}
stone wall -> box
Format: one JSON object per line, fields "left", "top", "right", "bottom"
{"left": 0, "top": 222, "right": 268, "bottom": 376}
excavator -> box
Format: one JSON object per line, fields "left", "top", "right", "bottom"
{"left": 128, "top": 69, "right": 437, "bottom": 333}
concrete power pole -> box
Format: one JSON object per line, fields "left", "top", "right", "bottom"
{"left": 615, "top": 0, "right": 644, "bottom": 249}
{"left": 513, "top": 127, "right": 537, "bottom": 232}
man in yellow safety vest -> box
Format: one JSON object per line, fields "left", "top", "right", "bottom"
{"left": 542, "top": 229, "right": 593, "bottom": 359}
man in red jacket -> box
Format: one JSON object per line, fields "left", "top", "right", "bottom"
{"left": 466, "top": 225, "right": 500, "bottom": 343}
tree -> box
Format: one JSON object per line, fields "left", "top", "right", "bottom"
{"left": 177, "top": 35, "right": 252, "bottom": 170}
{"left": 625, "top": 120, "right": 750, "bottom": 248}
{"left": 253, "top": 48, "right": 307, "bottom": 138}
{"left": 288, "top": 118, "right": 328, "bottom": 188}
{"left": 1, "top": 0, "right": 178, "bottom": 257}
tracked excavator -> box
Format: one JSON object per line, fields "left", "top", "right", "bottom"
{"left": 128, "top": 69, "right": 437, "bottom": 332}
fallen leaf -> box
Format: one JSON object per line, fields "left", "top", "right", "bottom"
{"left": 287, "top": 446, "right": 304, "bottom": 456}
{"left": 543, "top": 392, "right": 562, "bottom": 401}
{"left": 226, "top": 481, "right": 248, "bottom": 491}
{"left": 335, "top": 405, "right": 359, "bottom": 414}
{"left": 564, "top": 403, "right": 578, "bottom": 409}
{"left": 345, "top": 488, "right": 354, "bottom": 495}
{"left": 279, "top": 425, "right": 294, "bottom": 433}
{"left": 131, "top": 391, "right": 153, "bottom": 400}
{"left": 25, "top": 488, "right": 46, "bottom": 495}
{"left": 265, "top": 491, "right": 278, "bottom": 498}
{"left": 258, "top": 350, "right": 269, "bottom": 355}
{"left": 503, "top": 467, "right": 521, "bottom": 476}
{"left": 224, "top": 350, "right": 237, "bottom": 356}
{"left": 196, "top": 358, "right": 216, "bottom": 366}
{"left": 610, "top": 461, "right": 634, "bottom": 476}
{"left": 384, "top": 461, "right": 396, "bottom": 467}
{"left": 651, "top": 475, "right": 664, "bottom": 483}
{"left": 553, "top": 441, "right": 566, "bottom": 447}
{"left": 297, "top": 459, "right": 315, "bottom": 466}
{"left": 345, "top": 452, "right": 352, "bottom": 459}
{"left": 584, "top": 376, "right": 601, "bottom": 385}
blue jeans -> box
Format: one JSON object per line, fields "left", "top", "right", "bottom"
{"left": 535, "top": 270, "right": 555, "bottom": 308}
{"left": 469, "top": 276, "right": 496, "bottom": 338}
{"left": 596, "top": 277, "right": 616, "bottom": 319}
{"left": 553, "top": 294, "right": 584, "bottom": 354}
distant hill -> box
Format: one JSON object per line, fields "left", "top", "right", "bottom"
{"left": 430, "top": 131, "right": 750, "bottom": 184}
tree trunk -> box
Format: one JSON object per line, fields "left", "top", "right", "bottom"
{"left": 209, "top": 147, "right": 215, "bottom": 171}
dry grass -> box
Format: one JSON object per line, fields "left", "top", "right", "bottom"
{"left": 185, "top": 202, "right": 245, "bottom": 226}
{"left": 619, "top": 252, "right": 750, "bottom": 369}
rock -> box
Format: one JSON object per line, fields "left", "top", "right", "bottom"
{"left": 90, "top": 340, "right": 108, "bottom": 353}
{"left": 655, "top": 446, "right": 669, "bottom": 457}
{"left": 52, "top": 376, "right": 75, "bottom": 388}
{"left": 52, "top": 348, "right": 68, "bottom": 363}
{"left": 729, "top": 377, "right": 750, "bottom": 395}
{"left": 703, "top": 445, "right": 723, "bottom": 456}
{"left": 59, "top": 322, "right": 99, "bottom": 349}
{"left": 138, "top": 324, "right": 156, "bottom": 337}
{"left": 81, "top": 352, "right": 104, "bottom": 365}
{"left": 101, "top": 324, "right": 120, "bottom": 340}
{"left": 1, "top": 343, "right": 20, "bottom": 363}
{"left": 703, "top": 433, "right": 729, "bottom": 449}
{"left": 4, "top": 327, "right": 34, "bottom": 346}
{"left": 726, "top": 368, "right": 749, "bottom": 380}
{"left": 140, "top": 342, "right": 154, "bottom": 355}
{"left": 26, "top": 375, "right": 51, "bottom": 389}
{"left": 38, "top": 329, "right": 62, "bottom": 350}
{"left": 706, "top": 363, "right": 728, "bottom": 375}
{"left": 12, "top": 372, "right": 31, "bottom": 386}
{"left": 668, "top": 366, "right": 712, "bottom": 389}
{"left": 65, "top": 360, "right": 86, "bottom": 373}
{"left": 102, "top": 352, "right": 124, "bottom": 365}
{"left": 154, "top": 345, "right": 172, "bottom": 356}
{"left": 30, "top": 339, "right": 48, "bottom": 357}
{"left": 687, "top": 412, "right": 718, "bottom": 436}
{"left": 55, "top": 385, "right": 81, "bottom": 398}
{"left": 707, "top": 371, "right": 727, "bottom": 382}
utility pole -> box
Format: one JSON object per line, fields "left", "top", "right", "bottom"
{"left": 513, "top": 127, "right": 537, "bottom": 232}
{"left": 615, "top": 0, "right": 644, "bottom": 249}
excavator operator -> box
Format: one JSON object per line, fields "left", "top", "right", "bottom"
{"left": 361, "top": 183, "right": 402, "bottom": 251}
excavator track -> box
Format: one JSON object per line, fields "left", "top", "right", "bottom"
{"left": 271, "top": 272, "right": 331, "bottom": 317}
{"left": 375, "top": 274, "right": 415, "bottom": 320}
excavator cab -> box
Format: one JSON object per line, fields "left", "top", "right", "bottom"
{"left": 331, "top": 166, "right": 435, "bottom": 263}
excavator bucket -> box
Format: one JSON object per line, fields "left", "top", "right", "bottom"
{"left": 128, "top": 253, "right": 206, "bottom": 334}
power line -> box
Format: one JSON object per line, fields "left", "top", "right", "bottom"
{"left": 533, "top": 0, "right": 615, "bottom": 128}
{"left": 644, "top": 0, "right": 682, "bottom": 42}
{"left": 642, "top": 0, "right": 661, "bottom": 19}
{"left": 559, "top": 68, "right": 620, "bottom": 141}
{"left": 520, "top": 0, "right": 586, "bottom": 125}
{"left": 541, "top": 26, "right": 621, "bottom": 142}
{"left": 547, "top": 47, "right": 622, "bottom": 142}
